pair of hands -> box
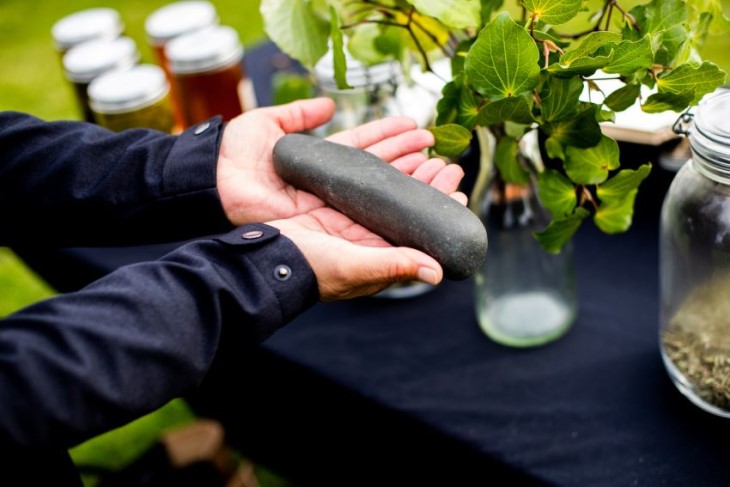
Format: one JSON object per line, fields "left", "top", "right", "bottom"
{"left": 216, "top": 97, "right": 466, "bottom": 300}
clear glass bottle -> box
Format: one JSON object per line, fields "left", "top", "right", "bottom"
{"left": 166, "top": 25, "right": 246, "bottom": 126}
{"left": 312, "top": 52, "right": 403, "bottom": 137}
{"left": 62, "top": 36, "right": 140, "bottom": 123}
{"left": 660, "top": 88, "right": 730, "bottom": 418}
{"left": 473, "top": 128, "right": 577, "bottom": 347}
{"left": 88, "top": 64, "right": 174, "bottom": 134}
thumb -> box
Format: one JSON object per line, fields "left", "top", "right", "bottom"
{"left": 319, "top": 246, "right": 443, "bottom": 301}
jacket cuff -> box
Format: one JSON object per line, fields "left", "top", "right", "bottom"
{"left": 215, "top": 223, "right": 320, "bottom": 340}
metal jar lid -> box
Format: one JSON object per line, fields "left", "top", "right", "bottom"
{"left": 62, "top": 37, "right": 140, "bottom": 83}
{"left": 688, "top": 88, "right": 730, "bottom": 180}
{"left": 88, "top": 64, "right": 169, "bottom": 114}
{"left": 314, "top": 47, "right": 403, "bottom": 90}
{"left": 52, "top": 8, "right": 124, "bottom": 51}
{"left": 165, "top": 25, "right": 243, "bottom": 75}
{"left": 145, "top": 1, "right": 219, "bottom": 47}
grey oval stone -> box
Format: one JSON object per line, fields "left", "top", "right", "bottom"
{"left": 272, "top": 133, "right": 488, "bottom": 280}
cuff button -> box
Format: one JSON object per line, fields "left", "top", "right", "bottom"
{"left": 274, "top": 265, "right": 292, "bottom": 281}
{"left": 194, "top": 121, "right": 211, "bottom": 135}
{"left": 241, "top": 230, "right": 264, "bottom": 240}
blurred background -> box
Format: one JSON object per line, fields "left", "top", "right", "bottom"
{"left": 1, "top": 0, "right": 729, "bottom": 485}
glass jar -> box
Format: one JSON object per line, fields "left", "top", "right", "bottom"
{"left": 51, "top": 8, "right": 124, "bottom": 56}
{"left": 473, "top": 128, "right": 577, "bottom": 347}
{"left": 88, "top": 64, "right": 174, "bottom": 134}
{"left": 62, "top": 37, "right": 140, "bottom": 123}
{"left": 312, "top": 52, "right": 404, "bottom": 137}
{"left": 166, "top": 25, "right": 245, "bottom": 126}
{"left": 145, "top": 1, "right": 219, "bottom": 129}
{"left": 660, "top": 88, "right": 730, "bottom": 418}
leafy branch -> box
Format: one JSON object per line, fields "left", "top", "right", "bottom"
{"left": 261, "top": 0, "right": 728, "bottom": 253}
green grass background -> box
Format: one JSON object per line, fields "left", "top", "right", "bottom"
{"left": 1, "top": 0, "right": 729, "bottom": 483}
{"left": 0, "top": 0, "right": 266, "bottom": 316}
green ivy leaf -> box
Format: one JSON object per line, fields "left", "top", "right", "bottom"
{"left": 373, "top": 26, "right": 404, "bottom": 59}
{"left": 642, "top": 0, "right": 689, "bottom": 35}
{"left": 642, "top": 91, "right": 695, "bottom": 113}
{"left": 539, "top": 75, "right": 583, "bottom": 122}
{"left": 406, "top": 0, "right": 481, "bottom": 29}
{"left": 435, "top": 77, "right": 480, "bottom": 129}
{"left": 429, "top": 124, "right": 473, "bottom": 158}
{"left": 329, "top": 7, "right": 351, "bottom": 90}
{"left": 597, "top": 164, "right": 652, "bottom": 200}
{"left": 548, "top": 53, "right": 615, "bottom": 77}
{"left": 545, "top": 136, "right": 565, "bottom": 160}
{"left": 261, "top": 0, "right": 329, "bottom": 68}
{"left": 480, "top": 0, "right": 505, "bottom": 24}
{"left": 690, "top": 0, "right": 730, "bottom": 35}
{"left": 272, "top": 72, "right": 314, "bottom": 105}
{"left": 558, "top": 32, "right": 622, "bottom": 66}
{"left": 603, "top": 36, "right": 654, "bottom": 76}
{"left": 594, "top": 191, "right": 638, "bottom": 233}
{"left": 656, "top": 61, "right": 727, "bottom": 104}
{"left": 564, "top": 134, "right": 620, "bottom": 185}
{"left": 523, "top": 0, "right": 582, "bottom": 25}
{"left": 534, "top": 208, "right": 589, "bottom": 254}
{"left": 537, "top": 169, "right": 577, "bottom": 218}
{"left": 465, "top": 12, "right": 540, "bottom": 99}
{"left": 476, "top": 94, "right": 533, "bottom": 126}
{"left": 494, "top": 137, "right": 530, "bottom": 184}
{"left": 435, "top": 79, "right": 460, "bottom": 126}
{"left": 347, "top": 24, "right": 389, "bottom": 65}
{"left": 604, "top": 83, "right": 641, "bottom": 111}
{"left": 543, "top": 104, "right": 603, "bottom": 149}
{"left": 451, "top": 39, "right": 474, "bottom": 76}
{"left": 656, "top": 25, "right": 689, "bottom": 66}
{"left": 457, "top": 87, "right": 480, "bottom": 130}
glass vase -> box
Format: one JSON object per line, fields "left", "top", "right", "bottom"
{"left": 471, "top": 127, "right": 577, "bottom": 347}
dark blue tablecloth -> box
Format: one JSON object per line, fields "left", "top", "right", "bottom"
{"left": 13, "top": 42, "right": 730, "bottom": 486}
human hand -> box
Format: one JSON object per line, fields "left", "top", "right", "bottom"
{"left": 268, "top": 159, "right": 467, "bottom": 301}
{"left": 216, "top": 97, "right": 437, "bottom": 225}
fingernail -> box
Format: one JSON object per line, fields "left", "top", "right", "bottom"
{"left": 417, "top": 267, "right": 439, "bottom": 285}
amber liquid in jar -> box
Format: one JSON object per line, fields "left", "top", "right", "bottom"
{"left": 175, "top": 62, "right": 244, "bottom": 124}
{"left": 152, "top": 44, "right": 186, "bottom": 131}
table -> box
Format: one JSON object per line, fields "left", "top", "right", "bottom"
{"left": 15, "top": 43, "right": 730, "bottom": 486}
{"left": 190, "top": 161, "right": 730, "bottom": 486}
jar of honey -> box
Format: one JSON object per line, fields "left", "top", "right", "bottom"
{"left": 88, "top": 64, "right": 174, "bottom": 134}
{"left": 51, "top": 8, "right": 124, "bottom": 56}
{"left": 166, "top": 25, "right": 245, "bottom": 125}
{"left": 145, "top": 1, "right": 219, "bottom": 129}
{"left": 62, "top": 37, "right": 140, "bottom": 123}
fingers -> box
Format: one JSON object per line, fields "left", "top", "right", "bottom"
{"left": 405, "top": 158, "right": 465, "bottom": 196}
{"left": 390, "top": 152, "right": 430, "bottom": 174}
{"left": 450, "top": 191, "right": 468, "bottom": 206}
{"left": 258, "top": 97, "right": 336, "bottom": 133}
{"left": 428, "top": 163, "right": 465, "bottom": 195}
{"left": 326, "top": 116, "right": 418, "bottom": 148}
{"left": 364, "top": 129, "right": 434, "bottom": 162}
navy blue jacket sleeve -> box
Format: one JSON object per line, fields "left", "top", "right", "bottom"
{"left": 0, "top": 223, "right": 319, "bottom": 449}
{"left": 0, "top": 113, "right": 321, "bottom": 450}
{"left": 0, "top": 112, "right": 232, "bottom": 247}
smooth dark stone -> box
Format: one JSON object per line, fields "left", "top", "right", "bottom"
{"left": 272, "top": 134, "right": 488, "bottom": 280}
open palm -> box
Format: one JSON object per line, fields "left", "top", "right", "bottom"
{"left": 216, "top": 97, "right": 447, "bottom": 225}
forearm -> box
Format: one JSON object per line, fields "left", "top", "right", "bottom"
{"left": 0, "top": 224, "right": 318, "bottom": 449}
{"left": 0, "top": 112, "right": 232, "bottom": 247}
